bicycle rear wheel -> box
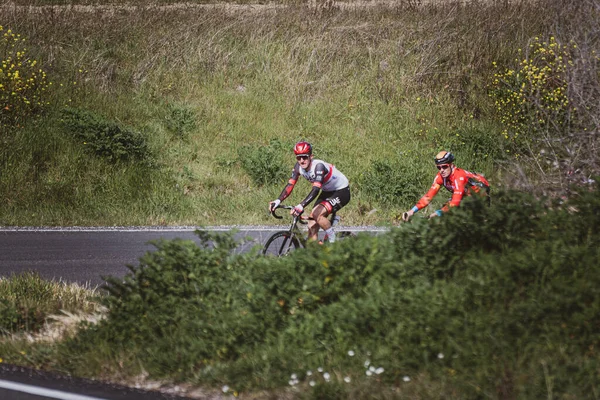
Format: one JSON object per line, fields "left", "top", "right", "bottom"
{"left": 337, "top": 231, "right": 356, "bottom": 240}
{"left": 263, "top": 231, "right": 301, "bottom": 256}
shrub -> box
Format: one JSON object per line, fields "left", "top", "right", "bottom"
{"left": 83, "top": 230, "right": 273, "bottom": 381}
{"left": 489, "top": 36, "right": 575, "bottom": 148}
{"left": 488, "top": 32, "right": 600, "bottom": 190}
{"left": 0, "top": 297, "right": 22, "bottom": 334}
{"left": 358, "top": 157, "right": 427, "bottom": 207}
{"left": 61, "top": 107, "right": 151, "bottom": 164}
{"left": 63, "top": 187, "right": 600, "bottom": 397}
{"left": 237, "top": 138, "right": 289, "bottom": 186}
{"left": 0, "top": 25, "right": 52, "bottom": 131}
{"left": 447, "top": 125, "right": 505, "bottom": 172}
{"left": 164, "top": 102, "right": 197, "bottom": 140}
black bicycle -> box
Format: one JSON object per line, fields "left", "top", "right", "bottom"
{"left": 262, "top": 205, "right": 356, "bottom": 256}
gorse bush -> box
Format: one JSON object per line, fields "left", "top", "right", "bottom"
{"left": 59, "top": 186, "right": 600, "bottom": 398}
{"left": 489, "top": 36, "right": 575, "bottom": 147}
{"left": 489, "top": 28, "right": 600, "bottom": 189}
{"left": 237, "top": 138, "right": 289, "bottom": 186}
{"left": 0, "top": 25, "right": 52, "bottom": 131}
{"left": 61, "top": 107, "right": 151, "bottom": 164}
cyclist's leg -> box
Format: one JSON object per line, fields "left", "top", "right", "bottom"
{"left": 306, "top": 207, "right": 320, "bottom": 241}
{"left": 313, "top": 187, "right": 350, "bottom": 242}
{"left": 307, "top": 190, "right": 333, "bottom": 241}
{"left": 308, "top": 203, "right": 328, "bottom": 241}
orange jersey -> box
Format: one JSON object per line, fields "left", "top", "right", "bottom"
{"left": 415, "top": 167, "right": 490, "bottom": 213}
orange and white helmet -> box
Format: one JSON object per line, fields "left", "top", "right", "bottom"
{"left": 434, "top": 150, "right": 455, "bottom": 165}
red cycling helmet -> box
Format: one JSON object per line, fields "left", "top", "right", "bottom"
{"left": 293, "top": 141, "right": 313, "bottom": 156}
{"left": 434, "top": 150, "right": 455, "bottom": 165}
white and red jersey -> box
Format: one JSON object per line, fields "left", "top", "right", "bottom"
{"left": 277, "top": 158, "right": 349, "bottom": 208}
{"left": 291, "top": 158, "right": 349, "bottom": 192}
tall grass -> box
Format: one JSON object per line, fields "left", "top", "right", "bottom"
{"left": 0, "top": 0, "right": 597, "bottom": 227}
{"left": 0, "top": 272, "right": 101, "bottom": 334}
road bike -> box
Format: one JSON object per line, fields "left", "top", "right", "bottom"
{"left": 262, "top": 205, "right": 356, "bottom": 256}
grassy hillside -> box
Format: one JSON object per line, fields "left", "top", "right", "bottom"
{"left": 0, "top": 0, "right": 598, "bottom": 227}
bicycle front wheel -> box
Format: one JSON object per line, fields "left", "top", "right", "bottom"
{"left": 263, "top": 231, "right": 300, "bottom": 256}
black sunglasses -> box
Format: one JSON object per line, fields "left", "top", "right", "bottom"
{"left": 436, "top": 164, "right": 450, "bottom": 170}
{"left": 296, "top": 155, "right": 310, "bottom": 161}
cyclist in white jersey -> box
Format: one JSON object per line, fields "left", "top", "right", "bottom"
{"left": 268, "top": 141, "right": 351, "bottom": 243}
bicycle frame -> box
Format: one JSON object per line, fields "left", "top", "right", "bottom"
{"left": 272, "top": 205, "right": 341, "bottom": 242}
{"left": 265, "top": 206, "right": 308, "bottom": 255}
{"left": 263, "top": 205, "right": 352, "bottom": 256}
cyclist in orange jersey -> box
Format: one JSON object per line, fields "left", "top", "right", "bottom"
{"left": 402, "top": 151, "right": 490, "bottom": 221}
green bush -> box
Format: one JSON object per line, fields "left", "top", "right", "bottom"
{"left": 164, "top": 102, "right": 197, "bottom": 140}
{"left": 62, "top": 184, "right": 600, "bottom": 397}
{"left": 0, "top": 298, "right": 23, "bottom": 334}
{"left": 237, "top": 138, "right": 289, "bottom": 186}
{"left": 87, "top": 231, "right": 273, "bottom": 379}
{"left": 61, "top": 107, "right": 151, "bottom": 163}
{"left": 447, "top": 125, "right": 505, "bottom": 173}
{"left": 358, "top": 158, "right": 427, "bottom": 207}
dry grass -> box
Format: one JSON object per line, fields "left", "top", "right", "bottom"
{"left": 0, "top": 0, "right": 597, "bottom": 227}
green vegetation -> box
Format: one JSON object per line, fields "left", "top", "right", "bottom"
{"left": 1, "top": 189, "right": 599, "bottom": 398}
{"left": 61, "top": 107, "right": 153, "bottom": 163}
{"left": 0, "top": 272, "right": 100, "bottom": 334}
{"left": 0, "top": 0, "right": 599, "bottom": 398}
{"left": 0, "top": 0, "right": 597, "bottom": 226}
{"left": 0, "top": 25, "right": 52, "bottom": 130}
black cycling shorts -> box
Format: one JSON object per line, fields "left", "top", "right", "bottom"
{"left": 316, "top": 186, "right": 351, "bottom": 214}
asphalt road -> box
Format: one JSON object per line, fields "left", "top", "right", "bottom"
{"left": 0, "top": 364, "right": 193, "bottom": 400}
{"left": 0, "top": 226, "right": 286, "bottom": 287}
{"left": 0, "top": 226, "right": 279, "bottom": 400}
{"left": 0, "top": 225, "right": 384, "bottom": 286}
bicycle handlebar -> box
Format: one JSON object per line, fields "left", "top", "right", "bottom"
{"left": 270, "top": 205, "right": 308, "bottom": 224}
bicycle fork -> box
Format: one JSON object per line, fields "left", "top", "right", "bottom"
{"left": 278, "top": 215, "right": 301, "bottom": 255}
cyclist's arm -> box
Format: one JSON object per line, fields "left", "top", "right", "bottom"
{"left": 411, "top": 175, "right": 442, "bottom": 214}
{"left": 299, "top": 185, "right": 321, "bottom": 208}
{"left": 298, "top": 162, "right": 327, "bottom": 207}
{"left": 277, "top": 164, "right": 300, "bottom": 201}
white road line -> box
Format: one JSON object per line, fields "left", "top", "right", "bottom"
{"left": 0, "top": 226, "right": 389, "bottom": 233}
{"left": 0, "top": 379, "right": 108, "bottom": 400}
{"left": 0, "top": 226, "right": 276, "bottom": 232}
